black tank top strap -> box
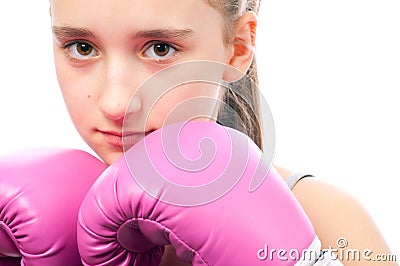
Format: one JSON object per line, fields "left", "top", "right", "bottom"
{"left": 285, "top": 172, "right": 314, "bottom": 190}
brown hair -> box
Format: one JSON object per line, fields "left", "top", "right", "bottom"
{"left": 207, "top": 0, "right": 263, "bottom": 150}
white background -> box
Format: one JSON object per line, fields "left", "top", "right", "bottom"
{"left": 1, "top": 0, "right": 399, "bottom": 256}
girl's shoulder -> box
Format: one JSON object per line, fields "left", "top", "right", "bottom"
{"left": 276, "top": 166, "right": 395, "bottom": 265}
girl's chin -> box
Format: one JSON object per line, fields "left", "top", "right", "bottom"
{"left": 94, "top": 148, "right": 124, "bottom": 165}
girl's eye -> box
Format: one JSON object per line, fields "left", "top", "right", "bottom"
{"left": 65, "top": 42, "right": 98, "bottom": 60}
{"left": 144, "top": 42, "right": 177, "bottom": 61}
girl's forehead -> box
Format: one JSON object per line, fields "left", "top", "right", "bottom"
{"left": 50, "top": 0, "right": 219, "bottom": 20}
{"left": 50, "top": 0, "right": 225, "bottom": 34}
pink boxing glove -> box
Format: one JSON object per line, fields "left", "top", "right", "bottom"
{"left": 0, "top": 148, "right": 107, "bottom": 266}
{"left": 77, "top": 121, "right": 322, "bottom": 265}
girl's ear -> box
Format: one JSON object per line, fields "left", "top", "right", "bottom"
{"left": 225, "top": 11, "right": 257, "bottom": 81}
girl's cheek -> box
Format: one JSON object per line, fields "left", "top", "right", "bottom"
{"left": 148, "top": 83, "right": 220, "bottom": 125}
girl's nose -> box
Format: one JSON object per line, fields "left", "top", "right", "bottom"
{"left": 99, "top": 90, "right": 142, "bottom": 122}
{"left": 98, "top": 61, "right": 143, "bottom": 122}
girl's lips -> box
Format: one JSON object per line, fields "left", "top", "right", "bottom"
{"left": 100, "top": 130, "right": 153, "bottom": 147}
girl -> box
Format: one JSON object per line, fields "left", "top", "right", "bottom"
{"left": 49, "top": 0, "right": 395, "bottom": 264}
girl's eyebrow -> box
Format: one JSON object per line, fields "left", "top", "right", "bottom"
{"left": 52, "top": 25, "right": 194, "bottom": 40}
{"left": 133, "top": 28, "right": 194, "bottom": 40}
{"left": 52, "top": 26, "right": 95, "bottom": 39}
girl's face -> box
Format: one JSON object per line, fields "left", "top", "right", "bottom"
{"left": 51, "top": 0, "right": 250, "bottom": 164}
